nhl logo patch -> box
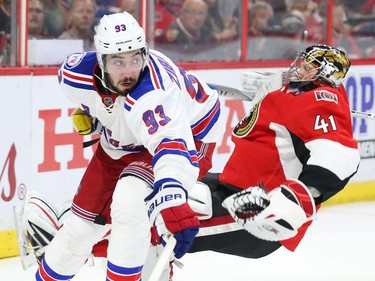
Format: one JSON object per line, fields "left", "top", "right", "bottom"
{"left": 234, "top": 103, "right": 260, "bottom": 137}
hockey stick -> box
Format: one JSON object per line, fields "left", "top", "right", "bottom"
{"left": 148, "top": 234, "right": 177, "bottom": 281}
{"left": 210, "top": 83, "right": 252, "bottom": 101}
{"left": 210, "top": 83, "right": 375, "bottom": 120}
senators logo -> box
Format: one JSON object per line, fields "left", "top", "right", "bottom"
{"left": 315, "top": 90, "right": 338, "bottom": 104}
{"left": 233, "top": 103, "right": 259, "bottom": 137}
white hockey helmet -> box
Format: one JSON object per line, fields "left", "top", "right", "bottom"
{"left": 288, "top": 44, "right": 351, "bottom": 88}
{"left": 94, "top": 11, "right": 148, "bottom": 72}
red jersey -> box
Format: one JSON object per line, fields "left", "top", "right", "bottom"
{"left": 220, "top": 84, "right": 360, "bottom": 250}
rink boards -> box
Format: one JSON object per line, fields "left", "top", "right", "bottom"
{"left": 0, "top": 66, "right": 375, "bottom": 259}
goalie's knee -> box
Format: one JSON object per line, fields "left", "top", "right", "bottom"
{"left": 188, "top": 181, "right": 213, "bottom": 220}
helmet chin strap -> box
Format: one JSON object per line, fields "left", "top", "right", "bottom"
{"left": 95, "top": 70, "right": 117, "bottom": 94}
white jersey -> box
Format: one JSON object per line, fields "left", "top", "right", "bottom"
{"left": 58, "top": 49, "right": 221, "bottom": 190}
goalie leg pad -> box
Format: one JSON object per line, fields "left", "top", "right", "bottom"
{"left": 14, "top": 191, "right": 70, "bottom": 269}
{"left": 188, "top": 181, "right": 213, "bottom": 220}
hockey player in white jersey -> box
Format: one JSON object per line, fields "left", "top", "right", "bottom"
{"left": 34, "top": 11, "right": 220, "bottom": 281}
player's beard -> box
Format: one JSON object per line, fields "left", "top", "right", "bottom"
{"left": 107, "top": 77, "right": 136, "bottom": 96}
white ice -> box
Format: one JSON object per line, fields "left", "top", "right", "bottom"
{"left": 1, "top": 202, "right": 374, "bottom": 281}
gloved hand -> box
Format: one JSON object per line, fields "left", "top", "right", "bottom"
{"left": 222, "top": 180, "right": 316, "bottom": 241}
{"left": 241, "top": 70, "right": 288, "bottom": 104}
{"left": 146, "top": 182, "right": 199, "bottom": 259}
{"left": 71, "top": 108, "right": 100, "bottom": 135}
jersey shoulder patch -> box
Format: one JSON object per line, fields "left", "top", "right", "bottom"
{"left": 233, "top": 103, "right": 260, "bottom": 137}
{"left": 314, "top": 90, "right": 338, "bottom": 104}
{"left": 66, "top": 53, "right": 86, "bottom": 68}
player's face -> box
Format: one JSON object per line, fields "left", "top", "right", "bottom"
{"left": 104, "top": 50, "right": 144, "bottom": 95}
{"left": 294, "top": 61, "right": 319, "bottom": 81}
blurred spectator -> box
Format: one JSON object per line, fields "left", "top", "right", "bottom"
{"left": 155, "top": 0, "right": 242, "bottom": 61}
{"left": 0, "top": 0, "right": 11, "bottom": 66}
{"left": 154, "top": 0, "right": 184, "bottom": 38}
{"left": 28, "top": 0, "right": 53, "bottom": 39}
{"left": 0, "top": 0, "right": 11, "bottom": 34}
{"left": 203, "top": 0, "right": 237, "bottom": 42}
{"left": 217, "top": 0, "right": 241, "bottom": 29}
{"left": 361, "top": 0, "right": 375, "bottom": 14}
{"left": 246, "top": 1, "right": 274, "bottom": 60}
{"left": 58, "top": 0, "right": 97, "bottom": 51}
{"left": 263, "top": 0, "right": 288, "bottom": 28}
{"left": 331, "top": 1, "right": 364, "bottom": 58}
{"left": 120, "top": 0, "right": 135, "bottom": 17}
{"left": 157, "top": 0, "right": 213, "bottom": 45}
{"left": 248, "top": 1, "right": 274, "bottom": 36}
{"left": 43, "top": 0, "right": 69, "bottom": 37}
{"left": 352, "top": 16, "right": 375, "bottom": 57}
{"left": 276, "top": 10, "right": 307, "bottom": 59}
{"left": 95, "top": 0, "right": 120, "bottom": 24}
{"left": 288, "top": 0, "right": 324, "bottom": 44}
{"left": 249, "top": 9, "right": 306, "bottom": 60}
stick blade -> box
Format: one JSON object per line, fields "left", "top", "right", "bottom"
{"left": 209, "top": 84, "right": 253, "bottom": 101}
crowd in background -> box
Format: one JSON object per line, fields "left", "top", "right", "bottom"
{"left": 0, "top": 0, "right": 375, "bottom": 65}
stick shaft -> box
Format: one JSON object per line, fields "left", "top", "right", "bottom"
{"left": 351, "top": 110, "right": 375, "bottom": 120}
{"left": 211, "top": 83, "right": 375, "bottom": 120}
{"left": 148, "top": 235, "right": 177, "bottom": 281}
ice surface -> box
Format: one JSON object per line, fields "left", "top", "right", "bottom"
{"left": 1, "top": 202, "right": 374, "bottom": 281}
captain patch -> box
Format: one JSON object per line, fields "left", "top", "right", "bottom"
{"left": 315, "top": 90, "right": 338, "bottom": 104}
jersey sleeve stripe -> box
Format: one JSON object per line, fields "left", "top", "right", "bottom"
{"left": 153, "top": 138, "right": 199, "bottom": 168}
{"left": 192, "top": 99, "right": 221, "bottom": 139}
{"left": 62, "top": 69, "right": 95, "bottom": 90}
{"left": 148, "top": 55, "right": 165, "bottom": 91}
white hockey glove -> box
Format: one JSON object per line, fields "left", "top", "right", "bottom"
{"left": 71, "top": 107, "right": 101, "bottom": 135}
{"left": 222, "top": 179, "right": 316, "bottom": 241}
{"left": 145, "top": 181, "right": 199, "bottom": 259}
{"left": 241, "top": 69, "right": 288, "bottom": 104}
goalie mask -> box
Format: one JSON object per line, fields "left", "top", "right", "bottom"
{"left": 287, "top": 44, "right": 351, "bottom": 89}
{"left": 94, "top": 12, "right": 149, "bottom": 92}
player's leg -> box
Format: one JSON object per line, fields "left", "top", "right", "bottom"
{"left": 36, "top": 214, "right": 110, "bottom": 280}
{"left": 106, "top": 171, "right": 153, "bottom": 280}
{"left": 35, "top": 144, "right": 119, "bottom": 280}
